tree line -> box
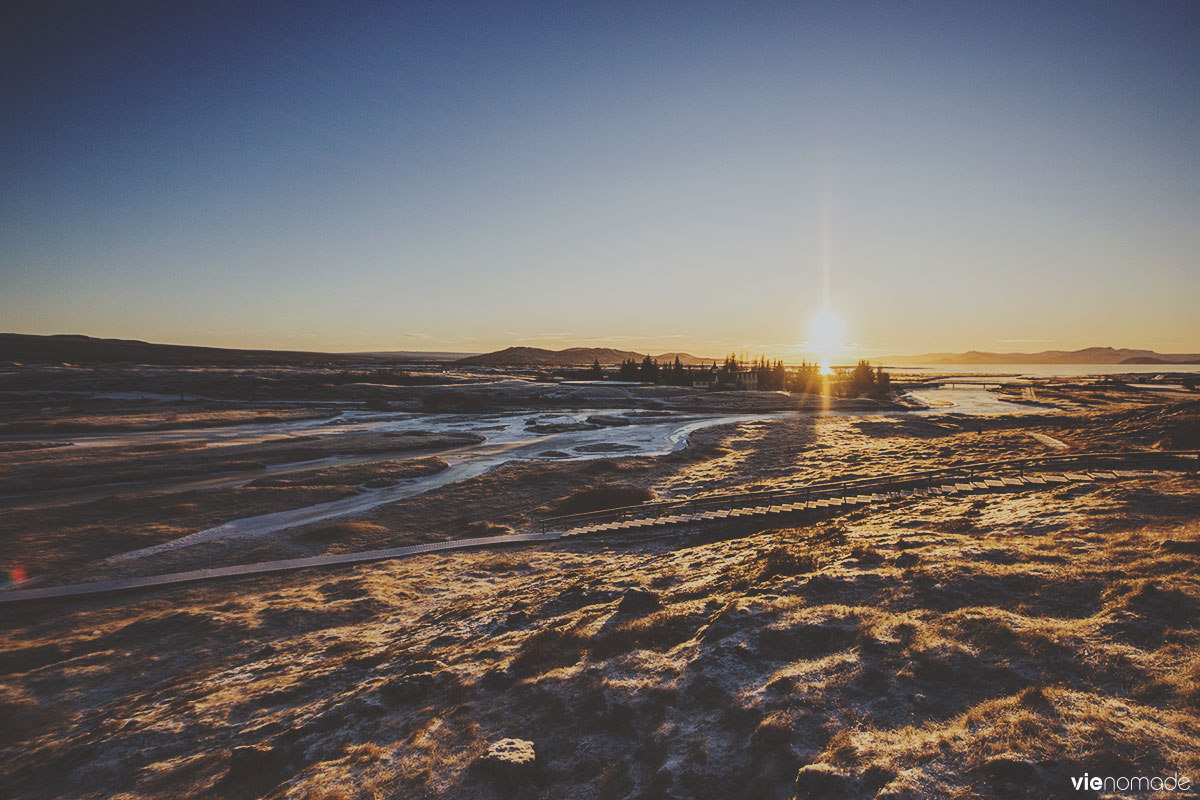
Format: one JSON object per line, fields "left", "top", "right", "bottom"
{"left": 565, "top": 354, "right": 892, "bottom": 398}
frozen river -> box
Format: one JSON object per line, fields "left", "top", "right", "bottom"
{"left": 4, "top": 384, "right": 1045, "bottom": 563}
{"left": 102, "top": 408, "right": 786, "bottom": 562}
{"left": 99, "top": 385, "right": 1040, "bottom": 561}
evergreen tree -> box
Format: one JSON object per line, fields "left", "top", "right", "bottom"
{"left": 666, "top": 355, "right": 685, "bottom": 386}
{"left": 590, "top": 358, "right": 603, "bottom": 379}
{"left": 851, "top": 360, "right": 876, "bottom": 395}
{"left": 790, "top": 360, "right": 820, "bottom": 394}
{"left": 874, "top": 365, "right": 892, "bottom": 398}
{"left": 639, "top": 355, "right": 660, "bottom": 383}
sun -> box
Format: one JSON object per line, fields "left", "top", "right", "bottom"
{"left": 808, "top": 306, "right": 845, "bottom": 374}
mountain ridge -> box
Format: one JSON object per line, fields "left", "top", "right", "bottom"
{"left": 884, "top": 346, "right": 1200, "bottom": 365}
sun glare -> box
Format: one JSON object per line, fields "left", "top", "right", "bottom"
{"left": 808, "top": 307, "right": 845, "bottom": 374}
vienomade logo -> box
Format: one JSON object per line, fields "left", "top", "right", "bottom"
{"left": 1071, "top": 773, "right": 1193, "bottom": 793}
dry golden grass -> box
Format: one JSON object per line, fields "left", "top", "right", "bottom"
{"left": 552, "top": 484, "right": 655, "bottom": 515}
{"left": 294, "top": 521, "right": 391, "bottom": 544}
{"left": 3, "top": 478, "right": 1197, "bottom": 799}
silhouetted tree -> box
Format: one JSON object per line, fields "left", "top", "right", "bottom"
{"left": 660, "top": 355, "right": 688, "bottom": 386}
{"left": 590, "top": 358, "right": 603, "bottom": 379}
{"left": 788, "top": 360, "right": 822, "bottom": 394}
{"left": 639, "top": 355, "right": 660, "bottom": 383}
{"left": 748, "top": 356, "right": 789, "bottom": 391}
{"left": 875, "top": 365, "right": 891, "bottom": 394}
{"left": 773, "top": 359, "right": 787, "bottom": 390}
{"left": 834, "top": 360, "right": 894, "bottom": 398}
{"left": 850, "top": 360, "right": 876, "bottom": 395}
{"left": 618, "top": 358, "right": 639, "bottom": 381}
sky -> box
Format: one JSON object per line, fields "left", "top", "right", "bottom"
{"left": 2, "top": 0, "right": 1198, "bottom": 359}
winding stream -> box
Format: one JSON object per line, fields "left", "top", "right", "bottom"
{"left": 7, "top": 385, "right": 1041, "bottom": 563}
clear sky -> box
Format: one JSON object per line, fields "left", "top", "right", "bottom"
{"left": 2, "top": 1, "right": 1198, "bottom": 359}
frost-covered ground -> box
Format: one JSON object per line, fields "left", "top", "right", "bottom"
{"left": 1, "top": 475, "right": 1197, "bottom": 799}
{"left": 1, "top": 383, "right": 1198, "bottom": 799}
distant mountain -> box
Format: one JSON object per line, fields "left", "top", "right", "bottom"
{"left": 456, "top": 346, "right": 711, "bottom": 366}
{"left": 0, "top": 333, "right": 451, "bottom": 366}
{"left": 885, "top": 347, "right": 1200, "bottom": 365}
{"left": 656, "top": 352, "right": 715, "bottom": 365}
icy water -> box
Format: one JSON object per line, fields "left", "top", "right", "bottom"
{"left": 102, "top": 409, "right": 780, "bottom": 561}
{"left": 902, "top": 386, "right": 1038, "bottom": 415}
{"left": 102, "top": 388, "right": 1048, "bottom": 560}
{"left": 16, "top": 384, "right": 1033, "bottom": 512}
{"left": 7, "top": 387, "right": 1056, "bottom": 562}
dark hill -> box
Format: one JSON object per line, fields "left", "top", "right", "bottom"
{"left": 456, "top": 347, "right": 711, "bottom": 366}
{"left": 0, "top": 333, "right": 403, "bottom": 366}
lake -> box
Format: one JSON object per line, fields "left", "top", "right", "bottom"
{"left": 886, "top": 363, "right": 1200, "bottom": 378}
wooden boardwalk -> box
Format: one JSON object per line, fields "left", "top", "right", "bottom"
{"left": 1, "top": 450, "right": 1195, "bottom": 606}
{"left": 559, "top": 469, "right": 1116, "bottom": 537}
{"left": 539, "top": 449, "right": 1198, "bottom": 534}
{"left": 0, "top": 533, "right": 560, "bottom": 605}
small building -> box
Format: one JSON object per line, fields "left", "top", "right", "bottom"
{"left": 693, "top": 366, "right": 758, "bottom": 391}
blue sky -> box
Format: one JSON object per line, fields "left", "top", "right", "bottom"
{"left": 2, "top": 1, "right": 1198, "bottom": 357}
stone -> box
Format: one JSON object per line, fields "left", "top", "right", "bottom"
{"left": 479, "top": 738, "right": 537, "bottom": 787}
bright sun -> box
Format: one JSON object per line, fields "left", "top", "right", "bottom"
{"left": 808, "top": 307, "right": 845, "bottom": 374}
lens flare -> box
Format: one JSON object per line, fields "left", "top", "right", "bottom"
{"left": 808, "top": 307, "right": 845, "bottom": 373}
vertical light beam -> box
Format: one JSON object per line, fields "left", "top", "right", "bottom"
{"left": 821, "top": 193, "right": 832, "bottom": 311}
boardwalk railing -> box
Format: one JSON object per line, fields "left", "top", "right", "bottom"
{"left": 537, "top": 450, "right": 1200, "bottom": 533}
